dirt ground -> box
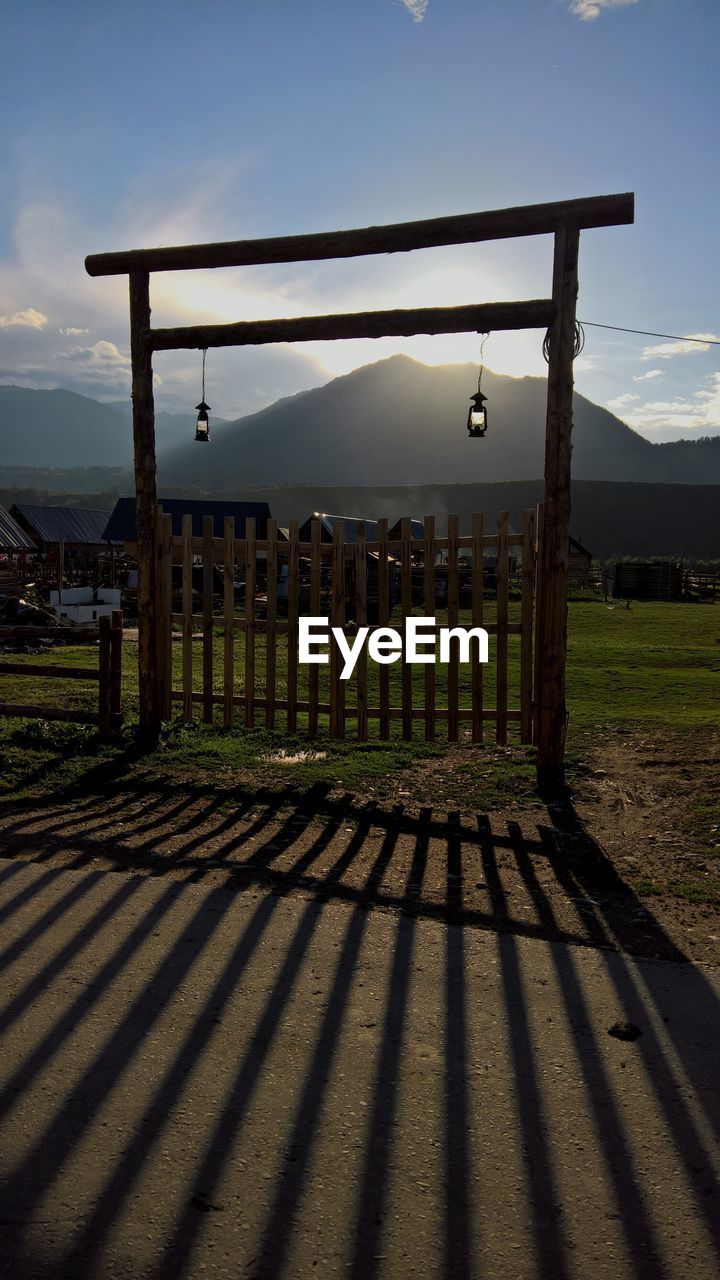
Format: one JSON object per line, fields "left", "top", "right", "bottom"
{"left": 1, "top": 727, "right": 718, "bottom": 966}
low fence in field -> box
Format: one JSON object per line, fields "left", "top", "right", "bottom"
{"left": 154, "top": 509, "right": 538, "bottom": 744}
{"left": 0, "top": 610, "right": 123, "bottom": 735}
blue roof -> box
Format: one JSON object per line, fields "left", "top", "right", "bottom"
{"left": 103, "top": 497, "right": 271, "bottom": 541}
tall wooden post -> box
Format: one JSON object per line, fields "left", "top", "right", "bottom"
{"left": 536, "top": 222, "right": 580, "bottom": 791}
{"left": 129, "top": 270, "right": 160, "bottom": 739}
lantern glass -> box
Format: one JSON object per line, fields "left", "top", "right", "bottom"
{"left": 195, "top": 400, "right": 211, "bottom": 443}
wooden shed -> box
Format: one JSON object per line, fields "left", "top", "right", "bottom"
{"left": 10, "top": 504, "right": 115, "bottom": 589}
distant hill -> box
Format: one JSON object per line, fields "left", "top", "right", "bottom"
{"left": 160, "top": 355, "right": 720, "bottom": 488}
{"left": 0, "top": 387, "right": 226, "bottom": 470}
{"left": 2, "top": 359, "right": 720, "bottom": 487}
{"left": 0, "top": 386, "right": 131, "bottom": 467}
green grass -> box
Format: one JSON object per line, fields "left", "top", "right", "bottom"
{"left": 1, "top": 600, "right": 718, "bottom": 809}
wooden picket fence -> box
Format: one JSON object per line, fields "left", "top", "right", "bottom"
{"left": 155, "top": 509, "right": 538, "bottom": 744}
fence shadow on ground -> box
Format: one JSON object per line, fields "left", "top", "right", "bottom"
{"left": 0, "top": 785, "right": 719, "bottom": 1278}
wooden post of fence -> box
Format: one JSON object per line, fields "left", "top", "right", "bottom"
{"left": 154, "top": 504, "right": 170, "bottom": 721}
{"left": 287, "top": 519, "right": 299, "bottom": 733}
{"left": 330, "top": 522, "right": 345, "bottom": 738}
{"left": 536, "top": 223, "right": 580, "bottom": 789}
{"left": 471, "top": 512, "right": 484, "bottom": 743}
{"left": 265, "top": 518, "right": 278, "bottom": 729}
{"left": 520, "top": 509, "right": 535, "bottom": 744}
{"left": 308, "top": 519, "right": 321, "bottom": 735}
{"left": 98, "top": 614, "right": 111, "bottom": 737}
{"left": 110, "top": 608, "right": 123, "bottom": 732}
{"left": 202, "top": 515, "right": 214, "bottom": 724}
{"left": 400, "top": 517, "right": 413, "bottom": 741}
{"left": 244, "top": 516, "right": 256, "bottom": 727}
{"left": 223, "top": 516, "right": 235, "bottom": 728}
{"left": 423, "top": 514, "right": 436, "bottom": 742}
{"left": 182, "top": 513, "right": 194, "bottom": 721}
{"left": 447, "top": 514, "right": 460, "bottom": 742}
{"left": 533, "top": 503, "right": 544, "bottom": 744}
{"left": 377, "top": 518, "right": 390, "bottom": 741}
{"left": 496, "top": 510, "right": 509, "bottom": 745}
{"left": 128, "top": 269, "right": 159, "bottom": 738}
{"left": 355, "top": 520, "right": 368, "bottom": 741}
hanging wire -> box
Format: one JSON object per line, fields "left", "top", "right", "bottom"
{"left": 579, "top": 321, "right": 720, "bottom": 346}
{"left": 477, "top": 331, "right": 489, "bottom": 391}
{"left": 543, "top": 321, "right": 585, "bottom": 364}
{"left": 201, "top": 347, "right": 207, "bottom": 400}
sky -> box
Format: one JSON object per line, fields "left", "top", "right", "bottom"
{"left": 0, "top": 0, "right": 719, "bottom": 442}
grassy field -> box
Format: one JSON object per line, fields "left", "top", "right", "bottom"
{"left": 1, "top": 598, "right": 718, "bottom": 803}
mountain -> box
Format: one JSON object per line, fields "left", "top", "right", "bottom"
{"left": 3, "top": 359, "right": 720, "bottom": 485}
{"left": 0, "top": 385, "right": 131, "bottom": 467}
{"left": 105, "top": 401, "right": 227, "bottom": 451}
{"left": 160, "top": 355, "right": 720, "bottom": 488}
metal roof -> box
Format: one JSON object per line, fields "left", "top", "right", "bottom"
{"left": 0, "top": 504, "right": 35, "bottom": 551}
{"left": 11, "top": 504, "right": 113, "bottom": 546}
{"left": 103, "top": 497, "right": 272, "bottom": 542}
{"left": 299, "top": 513, "right": 381, "bottom": 542}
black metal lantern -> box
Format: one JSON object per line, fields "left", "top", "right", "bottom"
{"left": 195, "top": 348, "right": 211, "bottom": 442}
{"left": 467, "top": 332, "right": 490, "bottom": 438}
{"left": 467, "top": 389, "right": 488, "bottom": 437}
{"left": 195, "top": 399, "right": 211, "bottom": 442}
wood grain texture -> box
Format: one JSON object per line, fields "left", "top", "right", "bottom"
{"left": 86, "top": 193, "right": 633, "bottom": 275}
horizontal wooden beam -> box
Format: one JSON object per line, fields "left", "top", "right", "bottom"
{"left": 85, "top": 193, "right": 634, "bottom": 276}
{"left": 0, "top": 702, "right": 99, "bottom": 724}
{"left": 0, "top": 661, "right": 99, "bottom": 680}
{"left": 149, "top": 300, "right": 556, "bottom": 352}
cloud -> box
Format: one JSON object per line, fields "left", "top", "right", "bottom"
{"left": 609, "top": 373, "right": 720, "bottom": 439}
{"left": 59, "top": 326, "right": 89, "bottom": 336}
{"left": 641, "top": 333, "right": 719, "bottom": 360}
{"left": 569, "top": 0, "right": 638, "bottom": 20}
{"left": 606, "top": 392, "right": 640, "bottom": 411}
{"left": 400, "top": 0, "right": 429, "bottom": 21}
{"left": 56, "top": 339, "right": 133, "bottom": 385}
{"left": 632, "top": 369, "right": 663, "bottom": 382}
{"left": 0, "top": 307, "right": 47, "bottom": 330}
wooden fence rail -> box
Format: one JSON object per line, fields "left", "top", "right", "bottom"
{"left": 0, "top": 610, "right": 123, "bottom": 734}
{"left": 158, "top": 510, "right": 539, "bottom": 743}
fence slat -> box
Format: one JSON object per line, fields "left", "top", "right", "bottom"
{"left": 400, "top": 517, "right": 413, "bottom": 741}
{"left": 496, "top": 509, "right": 509, "bottom": 745}
{"left": 182, "top": 513, "right": 194, "bottom": 721}
{"left": 265, "top": 518, "right": 278, "bottom": 729}
{"left": 377, "top": 518, "right": 390, "bottom": 741}
{"left": 160, "top": 512, "right": 173, "bottom": 719}
{"left": 533, "top": 503, "right": 543, "bottom": 746}
{"left": 471, "top": 512, "right": 484, "bottom": 743}
{"left": 330, "top": 523, "right": 345, "bottom": 738}
{"left": 110, "top": 609, "right": 123, "bottom": 731}
{"left": 423, "top": 514, "right": 435, "bottom": 742}
{"left": 355, "top": 520, "right": 368, "bottom": 740}
{"left": 286, "top": 519, "right": 299, "bottom": 733}
{"left": 520, "top": 508, "right": 535, "bottom": 744}
{"left": 98, "top": 614, "right": 111, "bottom": 736}
{"left": 203, "top": 515, "right": 214, "bottom": 724}
{"left": 244, "top": 517, "right": 256, "bottom": 727}
{"left": 447, "top": 514, "right": 460, "bottom": 742}
{"left": 308, "top": 519, "right": 321, "bottom": 735}
{"left": 223, "top": 516, "right": 235, "bottom": 728}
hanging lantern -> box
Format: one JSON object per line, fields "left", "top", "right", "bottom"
{"left": 467, "top": 389, "right": 488, "bottom": 437}
{"left": 195, "top": 399, "right": 211, "bottom": 442}
{"left": 195, "top": 348, "right": 211, "bottom": 442}
{"left": 467, "top": 332, "right": 489, "bottom": 438}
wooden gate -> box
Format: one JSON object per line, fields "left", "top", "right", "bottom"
{"left": 155, "top": 509, "right": 539, "bottom": 744}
